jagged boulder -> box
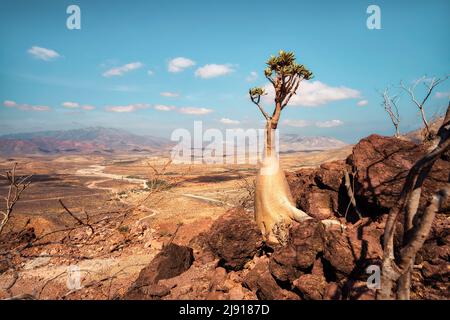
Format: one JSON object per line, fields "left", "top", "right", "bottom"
{"left": 293, "top": 273, "right": 327, "bottom": 300}
{"left": 269, "top": 220, "right": 325, "bottom": 283}
{"left": 207, "top": 208, "right": 263, "bottom": 270}
{"left": 243, "top": 256, "right": 300, "bottom": 300}
{"left": 288, "top": 160, "right": 348, "bottom": 220}
{"left": 124, "top": 243, "right": 194, "bottom": 299}
{"left": 347, "top": 134, "right": 449, "bottom": 214}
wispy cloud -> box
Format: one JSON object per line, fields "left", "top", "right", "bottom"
{"left": 220, "top": 118, "right": 240, "bottom": 125}
{"left": 27, "top": 46, "right": 60, "bottom": 61}
{"left": 102, "top": 62, "right": 143, "bottom": 77}
{"left": 283, "top": 118, "right": 344, "bottom": 128}
{"left": 61, "top": 102, "right": 95, "bottom": 111}
{"left": 147, "top": 69, "right": 155, "bottom": 76}
{"left": 160, "top": 91, "right": 180, "bottom": 98}
{"left": 357, "top": 99, "right": 368, "bottom": 106}
{"left": 154, "top": 104, "right": 176, "bottom": 111}
{"left": 82, "top": 105, "right": 95, "bottom": 111}
{"left": 263, "top": 81, "right": 360, "bottom": 107}
{"left": 3, "top": 100, "right": 51, "bottom": 112}
{"left": 179, "top": 107, "right": 213, "bottom": 115}
{"left": 283, "top": 119, "right": 311, "bottom": 127}
{"left": 168, "top": 57, "right": 196, "bottom": 73}
{"left": 105, "top": 103, "right": 150, "bottom": 113}
{"left": 435, "top": 91, "right": 449, "bottom": 99}
{"left": 246, "top": 71, "right": 258, "bottom": 82}
{"left": 315, "top": 119, "right": 344, "bottom": 128}
{"left": 62, "top": 101, "right": 79, "bottom": 108}
{"left": 195, "top": 64, "right": 235, "bottom": 79}
{"left": 3, "top": 100, "right": 16, "bottom": 108}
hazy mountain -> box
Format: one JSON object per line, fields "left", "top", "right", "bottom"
{"left": 0, "top": 127, "right": 349, "bottom": 155}
{"left": 279, "top": 134, "right": 348, "bottom": 152}
{"left": 0, "top": 127, "right": 170, "bottom": 155}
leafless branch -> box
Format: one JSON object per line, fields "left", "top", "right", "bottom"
{"left": 378, "top": 104, "right": 450, "bottom": 300}
{"left": 381, "top": 87, "right": 401, "bottom": 137}
{"left": 400, "top": 75, "right": 448, "bottom": 139}
{"left": 0, "top": 163, "right": 32, "bottom": 235}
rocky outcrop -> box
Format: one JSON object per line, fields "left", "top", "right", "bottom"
{"left": 124, "top": 243, "right": 194, "bottom": 299}
{"left": 207, "top": 208, "right": 263, "bottom": 270}
{"left": 243, "top": 256, "right": 300, "bottom": 300}
{"left": 347, "top": 134, "right": 449, "bottom": 214}
{"left": 124, "top": 134, "right": 448, "bottom": 300}
{"left": 289, "top": 134, "right": 449, "bottom": 221}
{"left": 269, "top": 220, "right": 325, "bottom": 283}
{"left": 288, "top": 161, "right": 349, "bottom": 220}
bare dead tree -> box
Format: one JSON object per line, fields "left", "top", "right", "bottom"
{"left": 400, "top": 75, "right": 449, "bottom": 140}
{"left": 378, "top": 104, "right": 450, "bottom": 300}
{"left": 0, "top": 163, "right": 32, "bottom": 235}
{"left": 236, "top": 173, "right": 256, "bottom": 211}
{"left": 381, "top": 87, "right": 401, "bottom": 138}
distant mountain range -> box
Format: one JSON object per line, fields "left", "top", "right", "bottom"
{"left": 0, "top": 127, "right": 348, "bottom": 156}
{"left": 279, "top": 134, "right": 347, "bottom": 152}
{"left": 0, "top": 127, "right": 170, "bottom": 155}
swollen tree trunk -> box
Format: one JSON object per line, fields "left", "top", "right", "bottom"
{"left": 254, "top": 121, "right": 311, "bottom": 244}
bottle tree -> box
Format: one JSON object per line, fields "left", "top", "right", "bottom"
{"left": 249, "top": 50, "right": 314, "bottom": 244}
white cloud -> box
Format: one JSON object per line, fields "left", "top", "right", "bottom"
{"left": 109, "top": 85, "right": 140, "bottom": 92}
{"left": 3, "top": 100, "right": 16, "bottom": 107}
{"left": 246, "top": 71, "right": 258, "bottom": 82}
{"left": 435, "top": 91, "right": 450, "bottom": 99}
{"left": 283, "top": 119, "right": 311, "bottom": 127}
{"left": 147, "top": 69, "right": 154, "bottom": 76}
{"left": 31, "top": 105, "right": 51, "bottom": 112}
{"left": 160, "top": 91, "right": 180, "bottom": 98}
{"left": 102, "top": 62, "right": 143, "bottom": 77}
{"left": 315, "top": 119, "right": 344, "bottom": 128}
{"left": 154, "top": 104, "right": 176, "bottom": 111}
{"left": 82, "top": 105, "right": 95, "bottom": 111}
{"left": 62, "top": 101, "right": 79, "bottom": 108}
{"left": 195, "top": 64, "right": 234, "bottom": 79}
{"left": 27, "top": 46, "right": 60, "bottom": 61}
{"left": 263, "top": 80, "right": 361, "bottom": 107}
{"left": 179, "top": 107, "right": 213, "bottom": 115}
{"left": 105, "top": 103, "right": 150, "bottom": 113}
{"left": 168, "top": 57, "right": 196, "bottom": 73}
{"left": 3, "top": 100, "right": 51, "bottom": 112}
{"left": 357, "top": 99, "right": 368, "bottom": 106}
{"left": 220, "top": 118, "right": 240, "bottom": 125}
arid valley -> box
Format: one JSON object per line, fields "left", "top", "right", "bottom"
{"left": 0, "top": 145, "right": 352, "bottom": 299}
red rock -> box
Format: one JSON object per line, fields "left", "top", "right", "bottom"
{"left": 323, "top": 229, "right": 356, "bottom": 277}
{"left": 315, "top": 161, "right": 346, "bottom": 192}
{"left": 207, "top": 208, "right": 263, "bottom": 270}
{"left": 244, "top": 258, "right": 300, "bottom": 300}
{"left": 348, "top": 134, "right": 449, "bottom": 213}
{"left": 311, "top": 258, "right": 325, "bottom": 277}
{"left": 269, "top": 220, "right": 325, "bottom": 282}
{"left": 293, "top": 274, "right": 327, "bottom": 300}
{"left": 288, "top": 162, "right": 348, "bottom": 220}
{"left": 123, "top": 243, "right": 194, "bottom": 299}
{"left": 346, "top": 280, "right": 376, "bottom": 300}
{"left": 422, "top": 261, "right": 449, "bottom": 280}
{"left": 324, "top": 282, "right": 342, "bottom": 300}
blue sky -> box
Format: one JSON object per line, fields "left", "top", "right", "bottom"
{"left": 0, "top": 0, "right": 449, "bottom": 143}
